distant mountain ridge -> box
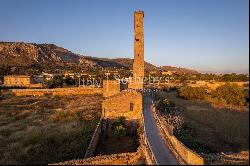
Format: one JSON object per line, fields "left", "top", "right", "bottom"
{"left": 160, "top": 66, "right": 199, "bottom": 75}
{"left": 85, "top": 57, "right": 159, "bottom": 72}
{"left": 0, "top": 42, "right": 199, "bottom": 74}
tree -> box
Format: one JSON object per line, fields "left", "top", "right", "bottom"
{"left": 178, "top": 86, "right": 206, "bottom": 100}
{"left": 158, "top": 98, "right": 175, "bottom": 113}
{"left": 211, "top": 83, "right": 246, "bottom": 106}
{"left": 115, "top": 116, "right": 126, "bottom": 126}
{"left": 0, "top": 65, "right": 11, "bottom": 83}
{"left": 113, "top": 125, "right": 126, "bottom": 140}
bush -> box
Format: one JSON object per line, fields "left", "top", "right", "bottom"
{"left": 113, "top": 124, "right": 127, "bottom": 140}
{"left": 243, "top": 83, "right": 249, "bottom": 87}
{"left": 178, "top": 86, "right": 206, "bottom": 100}
{"left": 115, "top": 116, "right": 126, "bottom": 126}
{"left": 162, "top": 86, "right": 177, "bottom": 92}
{"left": 244, "top": 89, "right": 249, "bottom": 103}
{"left": 52, "top": 110, "right": 82, "bottom": 122}
{"left": 174, "top": 123, "right": 204, "bottom": 153}
{"left": 211, "top": 83, "right": 246, "bottom": 106}
{"left": 158, "top": 98, "right": 175, "bottom": 113}
{"left": 44, "top": 75, "right": 76, "bottom": 88}
{"left": 137, "top": 124, "right": 143, "bottom": 137}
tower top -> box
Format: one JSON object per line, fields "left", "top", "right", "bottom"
{"left": 135, "top": 10, "right": 144, "bottom": 16}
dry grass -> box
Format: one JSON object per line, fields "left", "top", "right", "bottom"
{"left": 0, "top": 94, "right": 102, "bottom": 165}
{"left": 157, "top": 91, "right": 249, "bottom": 154}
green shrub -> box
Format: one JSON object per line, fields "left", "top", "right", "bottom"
{"left": 162, "top": 86, "right": 177, "bottom": 92}
{"left": 137, "top": 124, "right": 143, "bottom": 137}
{"left": 211, "top": 83, "right": 246, "bottom": 106}
{"left": 174, "top": 123, "right": 203, "bottom": 152}
{"left": 115, "top": 116, "right": 126, "bottom": 126}
{"left": 244, "top": 89, "right": 249, "bottom": 103}
{"left": 113, "top": 124, "right": 127, "bottom": 140}
{"left": 158, "top": 98, "right": 175, "bottom": 113}
{"left": 178, "top": 86, "right": 206, "bottom": 100}
{"left": 52, "top": 110, "right": 81, "bottom": 122}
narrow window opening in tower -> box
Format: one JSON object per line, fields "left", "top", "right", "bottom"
{"left": 138, "top": 54, "right": 139, "bottom": 57}
{"left": 130, "top": 103, "right": 134, "bottom": 111}
{"left": 136, "top": 38, "right": 139, "bottom": 41}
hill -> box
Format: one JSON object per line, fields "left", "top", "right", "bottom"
{"left": 0, "top": 42, "right": 96, "bottom": 67}
{"left": 85, "top": 57, "right": 159, "bottom": 72}
{"left": 160, "top": 66, "right": 199, "bottom": 75}
{"left": 0, "top": 42, "right": 199, "bottom": 74}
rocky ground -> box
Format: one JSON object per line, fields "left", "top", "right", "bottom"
{"left": 202, "top": 151, "right": 249, "bottom": 165}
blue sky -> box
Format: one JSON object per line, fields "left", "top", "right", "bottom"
{"left": 0, "top": 0, "right": 249, "bottom": 73}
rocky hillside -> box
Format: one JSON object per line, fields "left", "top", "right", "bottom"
{"left": 0, "top": 42, "right": 199, "bottom": 74}
{"left": 0, "top": 42, "right": 96, "bottom": 67}
{"left": 0, "top": 42, "right": 159, "bottom": 72}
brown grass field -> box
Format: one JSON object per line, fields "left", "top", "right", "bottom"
{"left": 157, "top": 91, "right": 249, "bottom": 153}
{"left": 0, "top": 94, "right": 102, "bottom": 165}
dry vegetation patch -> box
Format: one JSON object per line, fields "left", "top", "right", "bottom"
{"left": 156, "top": 91, "right": 249, "bottom": 164}
{"left": 0, "top": 94, "right": 102, "bottom": 165}
{"left": 94, "top": 118, "right": 140, "bottom": 156}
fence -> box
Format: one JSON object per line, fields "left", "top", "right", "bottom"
{"left": 151, "top": 104, "right": 204, "bottom": 165}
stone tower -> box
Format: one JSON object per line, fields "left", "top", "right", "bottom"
{"left": 131, "top": 10, "right": 144, "bottom": 89}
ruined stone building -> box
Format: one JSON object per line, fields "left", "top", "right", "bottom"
{"left": 102, "top": 10, "right": 145, "bottom": 120}
{"left": 4, "top": 75, "right": 43, "bottom": 87}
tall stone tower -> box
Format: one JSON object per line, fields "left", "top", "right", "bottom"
{"left": 131, "top": 10, "right": 144, "bottom": 89}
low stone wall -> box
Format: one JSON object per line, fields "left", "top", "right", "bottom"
{"left": 84, "top": 118, "right": 103, "bottom": 158}
{"left": 141, "top": 138, "right": 156, "bottom": 165}
{"left": 4, "top": 83, "right": 43, "bottom": 88}
{"left": 151, "top": 104, "right": 204, "bottom": 165}
{"left": 51, "top": 146, "right": 143, "bottom": 165}
{"left": 11, "top": 87, "right": 103, "bottom": 96}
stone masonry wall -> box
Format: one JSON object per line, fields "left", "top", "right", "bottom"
{"left": 102, "top": 90, "right": 142, "bottom": 120}
{"left": 103, "top": 80, "right": 121, "bottom": 97}
{"left": 4, "top": 75, "right": 31, "bottom": 86}
{"left": 84, "top": 119, "right": 103, "bottom": 158}
{"left": 52, "top": 147, "right": 144, "bottom": 165}
{"left": 11, "top": 87, "right": 103, "bottom": 96}
{"left": 131, "top": 10, "right": 144, "bottom": 90}
{"left": 133, "top": 10, "right": 144, "bottom": 79}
